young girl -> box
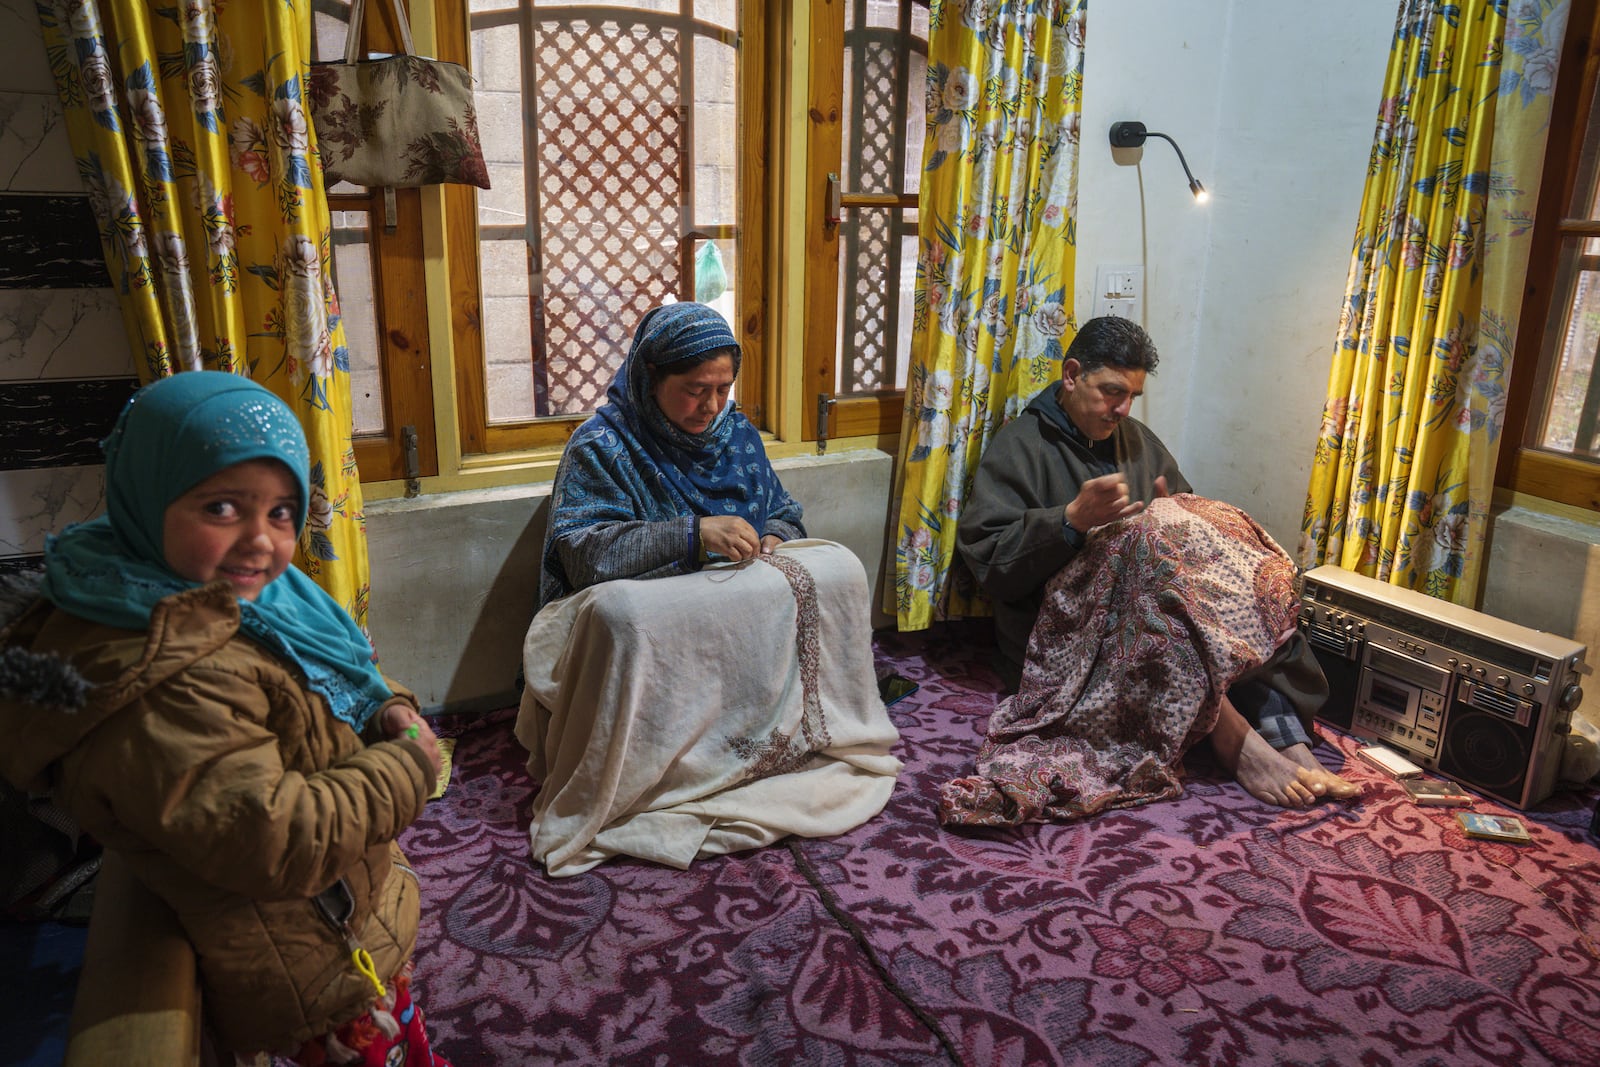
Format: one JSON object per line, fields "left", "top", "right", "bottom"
{"left": 0, "top": 372, "right": 450, "bottom": 1066}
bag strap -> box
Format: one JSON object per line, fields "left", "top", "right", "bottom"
{"left": 343, "top": 0, "right": 416, "bottom": 65}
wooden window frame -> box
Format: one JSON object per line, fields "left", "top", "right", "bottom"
{"left": 800, "top": 0, "right": 916, "bottom": 443}
{"left": 1498, "top": 0, "right": 1600, "bottom": 511}
{"left": 338, "top": 186, "right": 440, "bottom": 483}
{"left": 444, "top": 1, "right": 772, "bottom": 458}
{"left": 327, "top": 0, "right": 439, "bottom": 484}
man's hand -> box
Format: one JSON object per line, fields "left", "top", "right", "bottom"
{"left": 701, "top": 515, "right": 762, "bottom": 561}
{"left": 379, "top": 703, "right": 443, "bottom": 783}
{"left": 1065, "top": 472, "right": 1146, "bottom": 532}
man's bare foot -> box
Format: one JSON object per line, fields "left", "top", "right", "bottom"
{"left": 1279, "top": 742, "right": 1362, "bottom": 800}
{"left": 1209, "top": 698, "right": 1361, "bottom": 808}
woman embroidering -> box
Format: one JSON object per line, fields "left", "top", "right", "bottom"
{"left": 517, "top": 302, "right": 902, "bottom": 877}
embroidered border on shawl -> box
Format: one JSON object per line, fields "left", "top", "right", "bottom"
{"left": 727, "top": 552, "right": 833, "bottom": 779}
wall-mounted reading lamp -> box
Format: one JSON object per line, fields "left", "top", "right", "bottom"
{"left": 1109, "top": 121, "right": 1209, "bottom": 203}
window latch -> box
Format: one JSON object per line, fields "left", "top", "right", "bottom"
{"left": 816, "top": 393, "right": 836, "bottom": 455}
{"left": 825, "top": 173, "right": 842, "bottom": 226}
{"left": 402, "top": 425, "right": 422, "bottom": 498}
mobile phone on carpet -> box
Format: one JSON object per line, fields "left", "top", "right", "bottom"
{"left": 878, "top": 672, "right": 919, "bottom": 706}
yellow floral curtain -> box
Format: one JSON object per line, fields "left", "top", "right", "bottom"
{"left": 37, "top": 0, "right": 372, "bottom": 628}
{"left": 1300, "top": 0, "right": 1566, "bottom": 603}
{"left": 892, "top": 0, "right": 1088, "bottom": 631}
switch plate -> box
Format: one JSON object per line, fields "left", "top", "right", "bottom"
{"left": 1092, "top": 263, "right": 1142, "bottom": 321}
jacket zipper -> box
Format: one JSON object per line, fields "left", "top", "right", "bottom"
{"left": 312, "top": 878, "right": 387, "bottom": 999}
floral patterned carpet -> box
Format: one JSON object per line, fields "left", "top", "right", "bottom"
{"left": 400, "top": 622, "right": 1600, "bottom": 1066}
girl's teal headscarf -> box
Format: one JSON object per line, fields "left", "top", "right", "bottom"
{"left": 43, "top": 372, "right": 392, "bottom": 731}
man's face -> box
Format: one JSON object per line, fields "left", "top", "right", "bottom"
{"left": 1058, "top": 359, "right": 1146, "bottom": 441}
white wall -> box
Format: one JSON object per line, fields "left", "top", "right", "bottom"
{"left": 1075, "top": 0, "right": 1396, "bottom": 547}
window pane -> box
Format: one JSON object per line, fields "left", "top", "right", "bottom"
{"left": 480, "top": 238, "right": 537, "bottom": 423}
{"left": 329, "top": 211, "right": 385, "bottom": 436}
{"left": 693, "top": 36, "right": 738, "bottom": 226}
{"left": 1536, "top": 263, "right": 1600, "bottom": 458}
{"left": 469, "top": 4, "right": 743, "bottom": 423}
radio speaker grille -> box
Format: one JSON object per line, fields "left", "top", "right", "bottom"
{"left": 1437, "top": 709, "right": 1531, "bottom": 801}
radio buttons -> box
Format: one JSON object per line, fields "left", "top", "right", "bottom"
{"left": 1495, "top": 674, "right": 1509, "bottom": 688}
{"left": 1474, "top": 667, "right": 1487, "bottom": 679}
{"left": 1458, "top": 661, "right": 1472, "bottom": 673}
{"left": 1523, "top": 683, "right": 1536, "bottom": 697}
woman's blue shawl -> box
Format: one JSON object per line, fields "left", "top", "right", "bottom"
{"left": 539, "top": 303, "right": 804, "bottom": 605}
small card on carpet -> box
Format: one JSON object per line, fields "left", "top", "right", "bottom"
{"left": 1457, "top": 811, "right": 1532, "bottom": 843}
{"left": 431, "top": 738, "right": 456, "bottom": 800}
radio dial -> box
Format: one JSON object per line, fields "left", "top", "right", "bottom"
{"left": 1495, "top": 674, "right": 1509, "bottom": 688}
{"left": 1563, "top": 684, "right": 1584, "bottom": 712}
{"left": 1522, "top": 683, "right": 1535, "bottom": 697}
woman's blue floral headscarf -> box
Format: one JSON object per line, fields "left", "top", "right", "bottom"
{"left": 42, "top": 372, "right": 392, "bottom": 730}
{"left": 539, "top": 302, "right": 803, "bottom": 605}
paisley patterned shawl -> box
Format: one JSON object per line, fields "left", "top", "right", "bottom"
{"left": 939, "top": 494, "right": 1300, "bottom": 826}
{"left": 540, "top": 303, "right": 803, "bottom": 603}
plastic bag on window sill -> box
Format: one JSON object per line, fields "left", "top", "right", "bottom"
{"left": 695, "top": 241, "right": 728, "bottom": 304}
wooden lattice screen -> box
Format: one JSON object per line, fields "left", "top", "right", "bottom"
{"left": 529, "top": 18, "right": 684, "bottom": 416}
{"left": 839, "top": 3, "right": 922, "bottom": 396}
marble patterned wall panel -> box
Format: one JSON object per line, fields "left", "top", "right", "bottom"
{"left": 0, "top": 464, "right": 104, "bottom": 561}
{"left": 1, "top": 90, "right": 79, "bottom": 193}
{"left": 1, "top": 288, "right": 131, "bottom": 378}
{"left": 0, "top": 0, "right": 52, "bottom": 94}
{"left": 0, "top": 194, "right": 107, "bottom": 288}
{"left": 1, "top": 377, "right": 137, "bottom": 469}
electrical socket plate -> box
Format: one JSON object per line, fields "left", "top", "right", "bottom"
{"left": 1092, "top": 263, "right": 1142, "bottom": 321}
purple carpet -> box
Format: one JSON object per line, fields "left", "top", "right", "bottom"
{"left": 399, "top": 623, "right": 1600, "bottom": 1066}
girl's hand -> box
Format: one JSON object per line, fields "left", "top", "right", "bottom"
{"left": 379, "top": 704, "right": 443, "bottom": 783}
{"left": 700, "top": 516, "right": 761, "bottom": 561}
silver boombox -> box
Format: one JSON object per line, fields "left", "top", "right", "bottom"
{"left": 1298, "top": 564, "right": 1587, "bottom": 810}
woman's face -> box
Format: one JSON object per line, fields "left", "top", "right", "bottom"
{"left": 651, "top": 352, "right": 736, "bottom": 434}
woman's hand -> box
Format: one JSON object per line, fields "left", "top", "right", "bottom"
{"left": 759, "top": 534, "right": 784, "bottom": 555}
{"left": 378, "top": 703, "right": 443, "bottom": 783}
{"left": 700, "top": 515, "right": 762, "bottom": 561}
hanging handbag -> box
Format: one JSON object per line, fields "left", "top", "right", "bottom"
{"left": 308, "top": 0, "right": 490, "bottom": 192}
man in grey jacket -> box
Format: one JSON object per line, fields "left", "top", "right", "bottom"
{"left": 957, "top": 316, "right": 1358, "bottom": 808}
{"left": 958, "top": 316, "right": 1188, "bottom": 690}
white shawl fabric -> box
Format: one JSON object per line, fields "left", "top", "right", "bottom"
{"left": 515, "top": 539, "right": 902, "bottom": 877}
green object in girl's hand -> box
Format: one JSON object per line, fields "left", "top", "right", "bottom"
{"left": 405, "top": 723, "right": 421, "bottom": 740}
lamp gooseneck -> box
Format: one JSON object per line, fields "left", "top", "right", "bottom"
{"left": 1108, "top": 121, "right": 1209, "bottom": 203}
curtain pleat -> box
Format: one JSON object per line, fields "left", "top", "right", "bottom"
{"left": 891, "top": 0, "right": 1088, "bottom": 630}
{"left": 1301, "top": 0, "right": 1566, "bottom": 603}
{"left": 36, "top": 0, "right": 373, "bottom": 629}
